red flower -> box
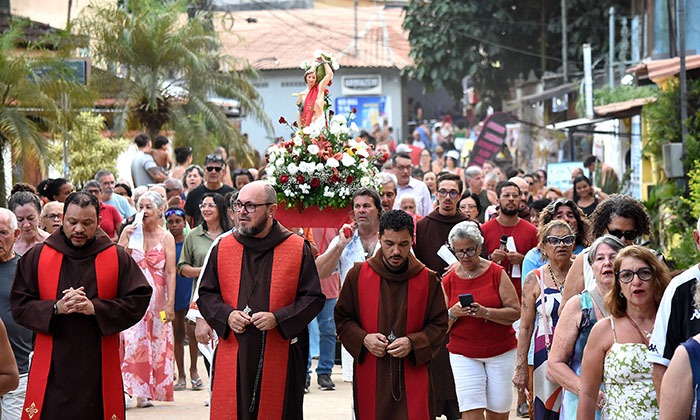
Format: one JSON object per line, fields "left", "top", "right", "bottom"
{"left": 292, "top": 121, "right": 298, "bottom": 128}
{"left": 279, "top": 116, "right": 287, "bottom": 125}
{"left": 325, "top": 89, "right": 329, "bottom": 95}
{"left": 352, "top": 107, "right": 357, "bottom": 114}
{"left": 346, "top": 176, "right": 353, "bottom": 184}
{"left": 310, "top": 178, "right": 320, "bottom": 188}
{"left": 297, "top": 174, "right": 305, "bottom": 183}
{"left": 328, "top": 80, "right": 332, "bottom": 86}
{"left": 330, "top": 175, "right": 341, "bottom": 183}
{"left": 280, "top": 174, "right": 289, "bottom": 184}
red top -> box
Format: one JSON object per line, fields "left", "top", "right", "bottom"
{"left": 443, "top": 262, "right": 516, "bottom": 358}
{"left": 99, "top": 202, "right": 122, "bottom": 240}
{"left": 480, "top": 218, "right": 538, "bottom": 297}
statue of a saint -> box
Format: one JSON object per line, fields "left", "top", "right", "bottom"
{"left": 297, "top": 55, "right": 334, "bottom": 127}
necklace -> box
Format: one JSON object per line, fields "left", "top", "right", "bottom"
{"left": 626, "top": 314, "right": 653, "bottom": 345}
{"left": 547, "top": 263, "right": 569, "bottom": 292}
{"left": 458, "top": 261, "right": 481, "bottom": 279}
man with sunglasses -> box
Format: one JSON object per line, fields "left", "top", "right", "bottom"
{"left": 414, "top": 172, "right": 469, "bottom": 420}
{"left": 197, "top": 181, "right": 324, "bottom": 420}
{"left": 184, "top": 154, "right": 234, "bottom": 228}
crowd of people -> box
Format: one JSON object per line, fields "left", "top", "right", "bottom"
{"left": 0, "top": 128, "right": 694, "bottom": 420}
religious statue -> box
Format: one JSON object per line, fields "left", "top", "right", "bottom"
{"left": 296, "top": 52, "right": 336, "bottom": 127}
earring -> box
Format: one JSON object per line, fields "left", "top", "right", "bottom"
{"left": 619, "top": 292, "right": 625, "bottom": 298}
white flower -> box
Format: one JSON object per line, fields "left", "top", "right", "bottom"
{"left": 360, "top": 176, "right": 371, "bottom": 187}
{"left": 300, "top": 60, "right": 309, "bottom": 70}
{"left": 267, "top": 176, "right": 277, "bottom": 185}
{"left": 307, "top": 144, "right": 320, "bottom": 155}
{"left": 329, "top": 123, "right": 348, "bottom": 136}
{"left": 299, "top": 184, "right": 311, "bottom": 194}
{"left": 316, "top": 163, "right": 324, "bottom": 172}
{"left": 356, "top": 148, "right": 369, "bottom": 158}
{"left": 293, "top": 136, "right": 303, "bottom": 146}
{"left": 341, "top": 153, "right": 355, "bottom": 167}
{"left": 326, "top": 158, "right": 339, "bottom": 168}
{"left": 331, "top": 114, "right": 347, "bottom": 125}
{"left": 267, "top": 165, "right": 275, "bottom": 176}
{"left": 287, "top": 163, "right": 299, "bottom": 175}
{"left": 276, "top": 157, "right": 285, "bottom": 168}
{"left": 314, "top": 50, "right": 324, "bottom": 59}
{"left": 332, "top": 61, "right": 340, "bottom": 71}
{"left": 323, "top": 187, "right": 335, "bottom": 198}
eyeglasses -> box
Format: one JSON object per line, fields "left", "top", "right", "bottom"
{"left": 199, "top": 203, "right": 217, "bottom": 209}
{"left": 617, "top": 267, "right": 654, "bottom": 283}
{"left": 545, "top": 235, "right": 575, "bottom": 247}
{"left": 436, "top": 189, "right": 460, "bottom": 199}
{"left": 395, "top": 164, "right": 412, "bottom": 172}
{"left": 448, "top": 245, "right": 477, "bottom": 258}
{"left": 231, "top": 201, "right": 275, "bottom": 213}
{"left": 43, "top": 213, "right": 62, "bottom": 220}
{"left": 165, "top": 208, "right": 186, "bottom": 218}
{"left": 206, "top": 166, "right": 223, "bottom": 172}
{"left": 608, "top": 229, "right": 638, "bottom": 241}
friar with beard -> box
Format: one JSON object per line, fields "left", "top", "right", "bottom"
{"left": 197, "top": 181, "right": 324, "bottom": 420}
{"left": 11, "top": 192, "right": 152, "bottom": 420}
{"left": 480, "top": 181, "right": 538, "bottom": 298}
{"left": 335, "top": 210, "right": 448, "bottom": 419}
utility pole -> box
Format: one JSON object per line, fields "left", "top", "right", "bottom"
{"left": 561, "top": 0, "right": 568, "bottom": 82}
{"left": 583, "top": 44, "right": 594, "bottom": 119}
{"left": 679, "top": 0, "right": 688, "bottom": 155}
{"left": 609, "top": 7, "right": 615, "bottom": 87}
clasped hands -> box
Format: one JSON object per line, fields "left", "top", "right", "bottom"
{"left": 227, "top": 310, "right": 277, "bottom": 334}
{"left": 363, "top": 333, "right": 412, "bottom": 358}
{"left": 490, "top": 249, "right": 524, "bottom": 266}
{"left": 56, "top": 286, "right": 94, "bottom": 315}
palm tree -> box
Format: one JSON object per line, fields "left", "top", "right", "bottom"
{"left": 76, "top": 0, "right": 271, "bottom": 165}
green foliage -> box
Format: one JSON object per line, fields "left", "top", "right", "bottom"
{"left": 74, "top": 0, "right": 270, "bottom": 164}
{"left": 575, "top": 85, "right": 658, "bottom": 116}
{"left": 403, "top": 0, "right": 629, "bottom": 103}
{"left": 49, "top": 112, "right": 129, "bottom": 186}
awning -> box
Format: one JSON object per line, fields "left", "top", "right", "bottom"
{"left": 627, "top": 55, "right": 700, "bottom": 84}
{"left": 505, "top": 82, "right": 579, "bottom": 111}
{"left": 594, "top": 97, "right": 656, "bottom": 118}
{"left": 547, "top": 117, "right": 610, "bottom": 131}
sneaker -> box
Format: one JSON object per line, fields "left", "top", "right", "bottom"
{"left": 517, "top": 402, "right": 529, "bottom": 418}
{"left": 317, "top": 374, "right": 335, "bottom": 390}
{"left": 304, "top": 376, "right": 310, "bottom": 394}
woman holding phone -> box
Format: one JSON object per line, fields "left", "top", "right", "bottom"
{"left": 442, "top": 221, "right": 521, "bottom": 419}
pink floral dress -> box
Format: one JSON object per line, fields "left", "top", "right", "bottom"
{"left": 121, "top": 236, "right": 174, "bottom": 401}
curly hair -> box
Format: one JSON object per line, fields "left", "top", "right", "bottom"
{"left": 589, "top": 194, "right": 651, "bottom": 238}
{"left": 379, "top": 209, "right": 414, "bottom": 237}
{"left": 606, "top": 245, "right": 670, "bottom": 318}
{"left": 539, "top": 198, "right": 592, "bottom": 247}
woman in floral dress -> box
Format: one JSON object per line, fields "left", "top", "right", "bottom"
{"left": 118, "top": 191, "right": 176, "bottom": 408}
{"left": 578, "top": 246, "right": 670, "bottom": 419}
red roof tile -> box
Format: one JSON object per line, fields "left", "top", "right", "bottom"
{"left": 217, "top": 6, "right": 411, "bottom": 70}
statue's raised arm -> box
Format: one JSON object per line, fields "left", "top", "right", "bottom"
{"left": 296, "top": 51, "right": 339, "bottom": 127}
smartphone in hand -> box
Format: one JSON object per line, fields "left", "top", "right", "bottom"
{"left": 458, "top": 293, "right": 474, "bottom": 308}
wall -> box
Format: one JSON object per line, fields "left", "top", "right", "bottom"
{"left": 241, "top": 66, "right": 404, "bottom": 154}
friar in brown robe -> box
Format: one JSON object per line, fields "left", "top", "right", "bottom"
{"left": 11, "top": 192, "right": 152, "bottom": 420}
{"left": 197, "top": 181, "right": 324, "bottom": 420}
{"left": 335, "top": 209, "right": 448, "bottom": 420}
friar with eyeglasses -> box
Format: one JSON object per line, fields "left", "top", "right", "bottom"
{"left": 413, "top": 172, "right": 469, "bottom": 420}
{"left": 183, "top": 153, "right": 235, "bottom": 228}
{"left": 197, "top": 181, "right": 324, "bottom": 420}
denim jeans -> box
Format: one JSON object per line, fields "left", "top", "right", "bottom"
{"left": 307, "top": 298, "right": 337, "bottom": 376}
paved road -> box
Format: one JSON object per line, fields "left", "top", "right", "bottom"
{"left": 125, "top": 347, "right": 523, "bottom": 419}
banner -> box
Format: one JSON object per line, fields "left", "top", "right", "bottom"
{"left": 467, "top": 112, "right": 514, "bottom": 166}
{"left": 335, "top": 96, "right": 387, "bottom": 130}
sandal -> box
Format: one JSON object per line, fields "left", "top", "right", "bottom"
{"left": 191, "top": 378, "right": 205, "bottom": 391}
{"left": 174, "top": 382, "right": 187, "bottom": 391}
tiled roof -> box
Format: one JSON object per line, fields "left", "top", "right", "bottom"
{"left": 217, "top": 6, "right": 411, "bottom": 70}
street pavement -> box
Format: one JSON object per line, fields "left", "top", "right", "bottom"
{"left": 125, "top": 347, "right": 522, "bottom": 419}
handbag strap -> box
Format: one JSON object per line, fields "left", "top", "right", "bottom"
{"left": 589, "top": 286, "right": 610, "bottom": 319}
{"left": 535, "top": 267, "right": 553, "bottom": 349}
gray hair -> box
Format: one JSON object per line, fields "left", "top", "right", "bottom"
{"left": 465, "top": 166, "right": 483, "bottom": 180}
{"left": 83, "top": 180, "right": 102, "bottom": 192}
{"left": 132, "top": 185, "right": 148, "bottom": 204}
{"left": 485, "top": 172, "right": 499, "bottom": 184}
{"left": 587, "top": 234, "right": 625, "bottom": 265}
{"left": 163, "top": 178, "right": 183, "bottom": 190}
{"left": 399, "top": 193, "right": 422, "bottom": 215}
{"left": 0, "top": 208, "right": 18, "bottom": 230}
{"left": 448, "top": 220, "right": 484, "bottom": 248}
{"left": 94, "top": 169, "right": 113, "bottom": 182}
{"left": 377, "top": 172, "right": 397, "bottom": 189}
{"left": 137, "top": 191, "right": 166, "bottom": 216}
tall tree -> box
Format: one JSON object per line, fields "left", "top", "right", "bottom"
{"left": 403, "top": 0, "right": 629, "bottom": 104}
{"left": 75, "top": 0, "right": 271, "bottom": 165}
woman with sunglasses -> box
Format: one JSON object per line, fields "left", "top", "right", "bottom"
{"left": 548, "top": 235, "right": 625, "bottom": 419}
{"left": 443, "top": 221, "right": 521, "bottom": 419}
{"left": 560, "top": 194, "right": 651, "bottom": 313}
{"left": 176, "top": 193, "right": 232, "bottom": 390}
{"left": 578, "top": 246, "right": 670, "bottom": 419}
{"left": 514, "top": 220, "right": 575, "bottom": 419}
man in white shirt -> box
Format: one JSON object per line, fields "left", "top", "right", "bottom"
{"left": 392, "top": 152, "right": 432, "bottom": 217}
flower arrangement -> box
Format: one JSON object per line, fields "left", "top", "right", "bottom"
{"left": 265, "top": 111, "right": 380, "bottom": 210}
